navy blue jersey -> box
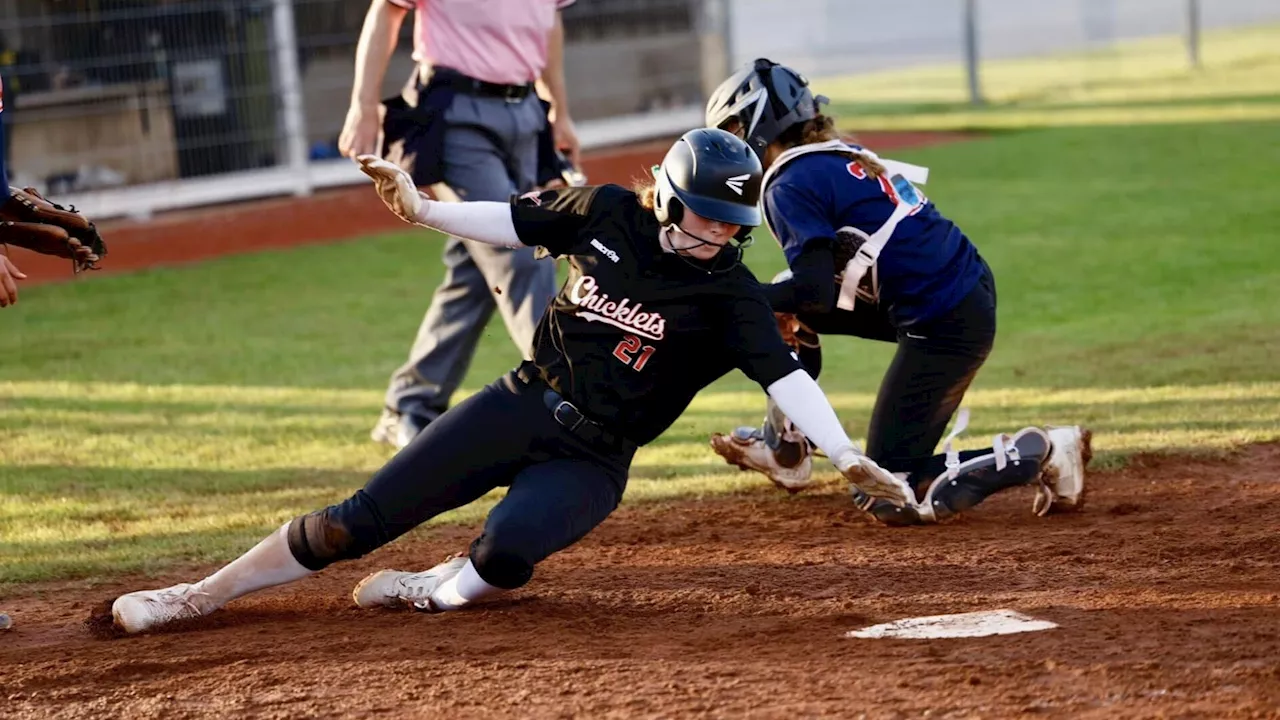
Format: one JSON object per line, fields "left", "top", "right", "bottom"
{"left": 763, "top": 150, "right": 983, "bottom": 326}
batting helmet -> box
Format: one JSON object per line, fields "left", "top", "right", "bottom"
{"left": 654, "top": 128, "right": 762, "bottom": 240}
{"left": 705, "top": 58, "right": 826, "bottom": 163}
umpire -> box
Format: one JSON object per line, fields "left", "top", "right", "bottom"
{"left": 339, "top": 0, "right": 580, "bottom": 449}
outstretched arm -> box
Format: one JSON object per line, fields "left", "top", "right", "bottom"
{"left": 766, "top": 369, "right": 916, "bottom": 507}
{"left": 728, "top": 292, "right": 915, "bottom": 507}
{"left": 358, "top": 154, "right": 601, "bottom": 258}
{"left": 356, "top": 155, "right": 523, "bottom": 247}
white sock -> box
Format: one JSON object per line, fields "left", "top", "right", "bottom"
{"left": 428, "top": 560, "right": 504, "bottom": 611}
{"left": 191, "top": 523, "right": 314, "bottom": 613}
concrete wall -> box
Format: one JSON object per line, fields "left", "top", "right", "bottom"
{"left": 11, "top": 81, "right": 179, "bottom": 185}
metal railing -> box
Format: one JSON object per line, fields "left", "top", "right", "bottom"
{"left": 0, "top": 0, "right": 1274, "bottom": 221}
{"left": 726, "top": 0, "right": 1280, "bottom": 103}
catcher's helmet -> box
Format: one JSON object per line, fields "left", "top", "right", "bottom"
{"left": 654, "top": 128, "right": 762, "bottom": 240}
{"left": 705, "top": 58, "right": 825, "bottom": 163}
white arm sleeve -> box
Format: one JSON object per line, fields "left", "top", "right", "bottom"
{"left": 414, "top": 199, "right": 523, "bottom": 248}
{"left": 766, "top": 369, "right": 857, "bottom": 462}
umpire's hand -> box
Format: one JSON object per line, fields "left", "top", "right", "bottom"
{"left": 552, "top": 113, "right": 581, "bottom": 169}
{"left": 340, "top": 102, "right": 382, "bottom": 158}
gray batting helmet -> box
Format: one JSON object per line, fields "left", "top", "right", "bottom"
{"left": 705, "top": 58, "right": 827, "bottom": 163}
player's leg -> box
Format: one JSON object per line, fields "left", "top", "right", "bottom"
{"left": 1031, "top": 425, "right": 1092, "bottom": 515}
{"left": 353, "top": 456, "right": 625, "bottom": 611}
{"left": 863, "top": 330, "right": 994, "bottom": 473}
{"left": 865, "top": 270, "right": 1087, "bottom": 522}
{"left": 713, "top": 391, "right": 816, "bottom": 492}
{"left": 882, "top": 412, "right": 1090, "bottom": 519}
{"left": 711, "top": 271, "right": 825, "bottom": 490}
{"left": 111, "top": 374, "right": 545, "bottom": 633}
{"left": 851, "top": 269, "right": 996, "bottom": 524}
{"left": 855, "top": 268, "right": 1069, "bottom": 523}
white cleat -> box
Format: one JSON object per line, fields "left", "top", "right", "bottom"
{"left": 1034, "top": 426, "right": 1093, "bottom": 516}
{"left": 112, "top": 583, "right": 209, "bottom": 634}
{"left": 352, "top": 555, "right": 468, "bottom": 611}
{"left": 710, "top": 427, "right": 814, "bottom": 492}
{"left": 370, "top": 410, "right": 417, "bottom": 451}
{"left": 369, "top": 410, "right": 398, "bottom": 447}
{"left": 839, "top": 454, "right": 918, "bottom": 509}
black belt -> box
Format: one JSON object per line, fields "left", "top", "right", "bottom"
{"left": 541, "top": 389, "right": 627, "bottom": 448}
{"left": 423, "top": 66, "right": 534, "bottom": 103}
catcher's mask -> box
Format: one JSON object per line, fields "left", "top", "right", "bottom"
{"left": 705, "top": 58, "right": 828, "bottom": 164}
{"left": 653, "top": 128, "right": 761, "bottom": 273}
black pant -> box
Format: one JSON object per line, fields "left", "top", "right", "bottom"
{"left": 798, "top": 266, "right": 997, "bottom": 478}
{"left": 356, "top": 372, "right": 635, "bottom": 589}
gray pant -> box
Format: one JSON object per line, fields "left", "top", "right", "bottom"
{"left": 385, "top": 91, "right": 556, "bottom": 424}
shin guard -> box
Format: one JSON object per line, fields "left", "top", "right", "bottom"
{"left": 918, "top": 424, "right": 1052, "bottom": 523}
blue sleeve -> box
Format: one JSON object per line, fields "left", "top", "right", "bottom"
{"left": 763, "top": 180, "right": 837, "bottom": 266}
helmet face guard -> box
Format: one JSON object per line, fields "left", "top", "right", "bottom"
{"left": 705, "top": 58, "right": 827, "bottom": 163}
{"left": 659, "top": 223, "right": 753, "bottom": 275}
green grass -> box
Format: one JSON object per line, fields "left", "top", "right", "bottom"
{"left": 3, "top": 120, "right": 1280, "bottom": 586}
{"left": 817, "top": 23, "right": 1280, "bottom": 130}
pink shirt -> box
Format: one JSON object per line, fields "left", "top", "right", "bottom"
{"left": 386, "top": 0, "right": 574, "bottom": 85}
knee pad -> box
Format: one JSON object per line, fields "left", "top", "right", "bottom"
{"left": 919, "top": 423, "right": 1051, "bottom": 522}
{"left": 286, "top": 490, "right": 387, "bottom": 571}
{"left": 469, "top": 533, "right": 535, "bottom": 590}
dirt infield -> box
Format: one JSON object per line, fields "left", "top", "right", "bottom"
{"left": 9, "top": 131, "right": 971, "bottom": 286}
{"left": 3, "top": 443, "right": 1277, "bottom": 718}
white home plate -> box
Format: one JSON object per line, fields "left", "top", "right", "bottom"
{"left": 845, "top": 609, "right": 1058, "bottom": 639}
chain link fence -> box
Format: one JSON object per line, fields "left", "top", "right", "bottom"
{"left": 727, "top": 0, "right": 1280, "bottom": 100}
{"left": 0, "top": 0, "right": 1275, "bottom": 219}
{"left": 1, "top": 1, "right": 291, "bottom": 192}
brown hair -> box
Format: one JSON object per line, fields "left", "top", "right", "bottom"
{"left": 776, "top": 113, "right": 885, "bottom": 178}
{"left": 634, "top": 179, "right": 658, "bottom": 211}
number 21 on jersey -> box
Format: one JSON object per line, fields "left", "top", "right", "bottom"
{"left": 613, "top": 334, "right": 655, "bottom": 371}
